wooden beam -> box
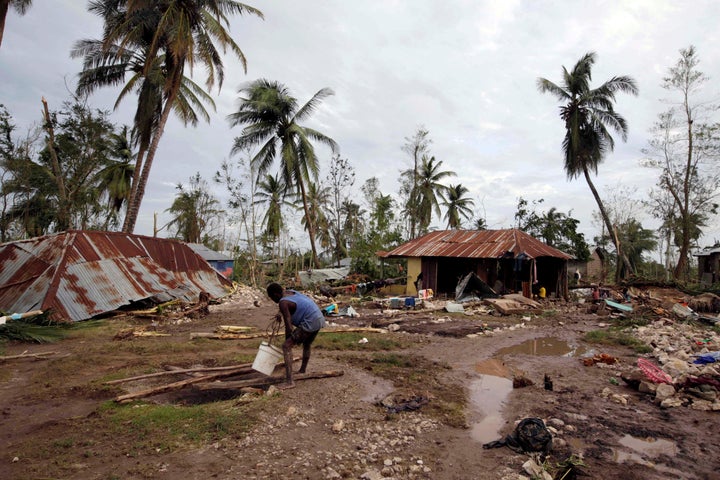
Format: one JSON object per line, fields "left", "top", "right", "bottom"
{"left": 114, "top": 358, "right": 299, "bottom": 403}
{"left": 194, "top": 370, "right": 345, "bottom": 390}
{"left": 104, "top": 362, "right": 256, "bottom": 385}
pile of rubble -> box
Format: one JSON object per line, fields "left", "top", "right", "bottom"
{"left": 628, "top": 316, "right": 720, "bottom": 410}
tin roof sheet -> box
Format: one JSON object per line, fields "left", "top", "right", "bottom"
{"left": 383, "top": 229, "right": 573, "bottom": 260}
{"left": 0, "top": 231, "right": 233, "bottom": 322}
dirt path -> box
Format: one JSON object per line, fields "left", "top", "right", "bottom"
{"left": 0, "top": 288, "right": 718, "bottom": 479}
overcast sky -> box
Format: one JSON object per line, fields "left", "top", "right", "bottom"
{"left": 1, "top": 1, "right": 719, "bottom": 254}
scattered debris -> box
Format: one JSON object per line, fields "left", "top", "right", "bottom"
{"left": 512, "top": 375, "right": 534, "bottom": 388}
{"left": 483, "top": 294, "right": 542, "bottom": 315}
{"left": 637, "top": 358, "right": 673, "bottom": 384}
{"left": 0, "top": 310, "right": 44, "bottom": 325}
{"left": 543, "top": 374, "right": 553, "bottom": 391}
{"left": 0, "top": 350, "right": 59, "bottom": 362}
{"left": 483, "top": 417, "right": 553, "bottom": 459}
{"left": 582, "top": 353, "right": 619, "bottom": 366}
{"left": 378, "top": 392, "right": 430, "bottom": 414}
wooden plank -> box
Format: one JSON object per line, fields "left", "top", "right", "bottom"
{"left": 114, "top": 358, "right": 299, "bottom": 402}
{"left": 194, "top": 370, "right": 345, "bottom": 390}
{"left": 104, "top": 362, "right": 255, "bottom": 385}
{"left": 604, "top": 299, "right": 633, "bottom": 312}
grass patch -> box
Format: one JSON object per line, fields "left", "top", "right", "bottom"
{"left": 611, "top": 316, "right": 650, "bottom": 328}
{"left": 584, "top": 329, "right": 652, "bottom": 354}
{"left": 347, "top": 352, "right": 466, "bottom": 428}
{"left": 96, "top": 399, "right": 263, "bottom": 454}
{"left": 314, "top": 332, "right": 407, "bottom": 351}
{"left": 11, "top": 398, "right": 270, "bottom": 478}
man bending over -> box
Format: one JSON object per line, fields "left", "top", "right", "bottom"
{"left": 266, "top": 283, "right": 325, "bottom": 389}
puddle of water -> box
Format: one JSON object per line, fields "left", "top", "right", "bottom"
{"left": 356, "top": 371, "right": 395, "bottom": 403}
{"left": 566, "top": 437, "right": 589, "bottom": 453}
{"left": 617, "top": 435, "right": 677, "bottom": 458}
{"left": 612, "top": 435, "right": 682, "bottom": 477}
{"left": 495, "top": 337, "right": 588, "bottom": 357}
{"left": 468, "top": 374, "right": 513, "bottom": 444}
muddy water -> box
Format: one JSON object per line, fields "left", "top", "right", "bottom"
{"left": 612, "top": 435, "right": 682, "bottom": 476}
{"left": 495, "top": 337, "right": 589, "bottom": 357}
{"left": 467, "top": 338, "right": 589, "bottom": 445}
{"left": 617, "top": 434, "right": 678, "bottom": 457}
{"left": 357, "top": 371, "right": 395, "bottom": 403}
{"left": 469, "top": 359, "right": 514, "bottom": 444}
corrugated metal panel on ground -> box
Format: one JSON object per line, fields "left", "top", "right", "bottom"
{"left": 384, "top": 229, "right": 573, "bottom": 260}
{"left": 0, "top": 231, "right": 233, "bottom": 322}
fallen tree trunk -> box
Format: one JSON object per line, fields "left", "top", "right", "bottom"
{"left": 195, "top": 370, "right": 345, "bottom": 391}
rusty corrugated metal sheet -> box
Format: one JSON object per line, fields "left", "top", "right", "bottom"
{"left": 384, "top": 229, "right": 573, "bottom": 260}
{"left": 0, "top": 231, "right": 232, "bottom": 322}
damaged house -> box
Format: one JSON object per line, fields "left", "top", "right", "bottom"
{"left": 0, "top": 230, "right": 233, "bottom": 322}
{"left": 382, "top": 229, "right": 573, "bottom": 300}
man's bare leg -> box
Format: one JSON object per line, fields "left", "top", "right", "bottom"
{"left": 298, "top": 343, "right": 311, "bottom": 374}
{"left": 278, "top": 339, "right": 295, "bottom": 390}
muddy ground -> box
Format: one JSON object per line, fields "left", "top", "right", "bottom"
{"left": 1, "top": 285, "right": 719, "bottom": 480}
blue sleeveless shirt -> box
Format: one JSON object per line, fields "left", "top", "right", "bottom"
{"left": 280, "top": 291, "right": 325, "bottom": 332}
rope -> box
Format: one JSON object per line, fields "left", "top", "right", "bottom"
{"left": 265, "top": 315, "right": 282, "bottom": 347}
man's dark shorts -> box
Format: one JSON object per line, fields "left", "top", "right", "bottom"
{"left": 289, "top": 327, "right": 319, "bottom": 346}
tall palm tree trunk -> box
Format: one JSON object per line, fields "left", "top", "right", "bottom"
{"left": 0, "top": 1, "right": 9, "bottom": 48}
{"left": 582, "top": 166, "right": 633, "bottom": 282}
{"left": 122, "top": 143, "right": 147, "bottom": 231}
{"left": 123, "top": 72, "right": 182, "bottom": 233}
{"left": 298, "top": 177, "right": 321, "bottom": 268}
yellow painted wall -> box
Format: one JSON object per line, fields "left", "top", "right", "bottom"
{"left": 406, "top": 257, "right": 421, "bottom": 295}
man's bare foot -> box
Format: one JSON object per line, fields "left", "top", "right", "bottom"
{"left": 277, "top": 382, "right": 296, "bottom": 390}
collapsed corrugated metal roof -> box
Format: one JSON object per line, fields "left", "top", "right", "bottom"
{"left": 297, "top": 267, "right": 351, "bottom": 287}
{"left": 0, "top": 231, "right": 233, "bottom": 322}
{"left": 383, "top": 229, "right": 573, "bottom": 260}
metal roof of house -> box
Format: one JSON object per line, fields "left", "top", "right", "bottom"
{"left": 0, "top": 231, "right": 233, "bottom": 322}
{"left": 695, "top": 247, "right": 720, "bottom": 257}
{"left": 187, "top": 243, "right": 234, "bottom": 262}
{"left": 382, "top": 229, "right": 573, "bottom": 260}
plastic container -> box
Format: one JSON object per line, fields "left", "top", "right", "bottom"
{"left": 252, "top": 342, "right": 283, "bottom": 375}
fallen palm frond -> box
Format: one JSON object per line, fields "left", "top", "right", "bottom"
{"left": 0, "top": 321, "right": 67, "bottom": 343}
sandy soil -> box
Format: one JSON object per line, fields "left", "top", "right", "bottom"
{"left": 1, "top": 286, "right": 719, "bottom": 480}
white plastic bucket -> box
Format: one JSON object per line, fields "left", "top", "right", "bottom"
{"left": 252, "top": 342, "right": 283, "bottom": 375}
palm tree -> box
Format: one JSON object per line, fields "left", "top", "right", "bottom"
{"left": 0, "top": 0, "right": 32, "bottom": 48}
{"left": 301, "top": 181, "right": 331, "bottom": 257}
{"left": 255, "top": 172, "right": 293, "bottom": 272}
{"left": 255, "top": 173, "right": 291, "bottom": 242}
{"left": 537, "top": 52, "right": 638, "bottom": 281}
{"left": 341, "top": 199, "right": 364, "bottom": 253}
{"left": 165, "top": 173, "right": 221, "bottom": 243}
{"left": 442, "top": 183, "right": 474, "bottom": 229}
{"left": 406, "top": 155, "right": 455, "bottom": 234}
{"left": 78, "top": 0, "right": 263, "bottom": 233}
{"left": 93, "top": 125, "right": 135, "bottom": 229}
{"left": 473, "top": 217, "right": 488, "bottom": 230}
{"left": 228, "top": 79, "right": 339, "bottom": 268}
